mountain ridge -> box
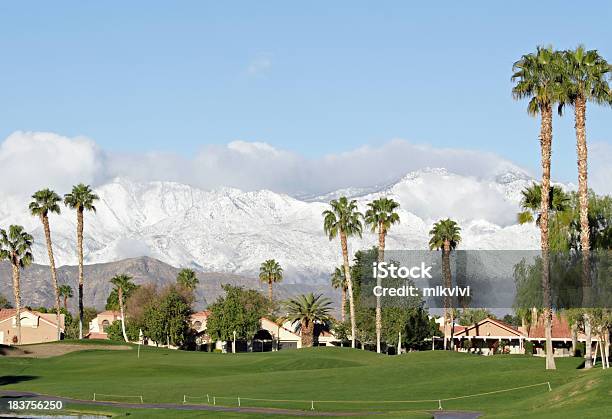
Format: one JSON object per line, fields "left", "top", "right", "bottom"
{"left": 0, "top": 256, "right": 335, "bottom": 310}
{"left": 0, "top": 168, "right": 549, "bottom": 280}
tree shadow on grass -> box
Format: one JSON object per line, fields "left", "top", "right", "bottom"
{"left": 0, "top": 375, "right": 37, "bottom": 386}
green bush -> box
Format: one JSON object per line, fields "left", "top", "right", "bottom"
{"left": 575, "top": 342, "right": 585, "bottom": 358}
{"left": 213, "top": 349, "right": 223, "bottom": 353}
{"left": 106, "top": 320, "right": 125, "bottom": 341}
{"left": 524, "top": 340, "right": 534, "bottom": 356}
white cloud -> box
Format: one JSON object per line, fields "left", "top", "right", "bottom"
{"left": 388, "top": 170, "right": 519, "bottom": 226}
{"left": 0, "top": 130, "right": 581, "bottom": 208}
{"left": 0, "top": 131, "right": 106, "bottom": 198}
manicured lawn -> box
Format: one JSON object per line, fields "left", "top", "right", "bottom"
{"left": 1, "top": 344, "right": 610, "bottom": 418}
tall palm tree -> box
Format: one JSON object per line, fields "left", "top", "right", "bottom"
{"left": 110, "top": 274, "right": 136, "bottom": 342}
{"left": 323, "top": 197, "right": 363, "bottom": 348}
{"left": 284, "top": 293, "right": 332, "bottom": 348}
{"left": 429, "top": 218, "right": 461, "bottom": 351}
{"left": 64, "top": 183, "right": 99, "bottom": 339}
{"left": 29, "top": 188, "right": 63, "bottom": 340}
{"left": 365, "top": 197, "right": 400, "bottom": 354}
{"left": 177, "top": 268, "right": 199, "bottom": 291}
{"left": 512, "top": 46, "right": 565, "bottom": 370}
{"left": 330, "top": 266, "right": 347, "bottom": 322}
{"left": 0, "top": 225, "right": 34, "bottom": 344}
{"left": 58, "top": 284, "right": 73, "bottom": 312}
{"left": 560, "top": 46, "right": 611, "bottom": 369}
{"left": 259, "top": 259, "right": 283, "bottom": 302}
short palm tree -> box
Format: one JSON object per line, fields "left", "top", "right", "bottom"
{"left": 284, "top": 293, "right": 332, "bottom": 348}
{"left": 330, "top": 266, "right": 347, "bottom": 322}
{"left": 323, "top": 197, "right": 363, "bottom": 348}
{"left": 58, "top": 284, "right": 73, "bottom": 312}
{"left": 177, "top": 268, "right": 199, "bottom": 291}
{"left": 0, "top": 225, "right": 34, "bottom": 344}
{"left": 518, "top": 183, "right": 571, "bottom": 253}
{"left": 512, "top": 46, "right": 565, "bottom": 370}
{"left": 560, "top": 46, "right": 611, "bottom": 369}
{"left": 365, "top": 197, "right": 400, "bottom": 354}
{"left": 259, "top": 259, "right": 283, "bottom": 302}
{"left": 64, "top": 183, "right": 99, "bottom": 339}
{"left": 517, "top": 184, "right": 570, "bottom": 226}
{"left": 29, "top": 188, "right": 63, "bottom": 340}
{"left": 110, "top": 274, "right": 136, "bottom": 342}
{"left": 429, "top": 218, "right": 461, "bottom": 350}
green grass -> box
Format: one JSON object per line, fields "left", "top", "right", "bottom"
{"left": 1, "top": 344, "right": 610, "bottom": 418}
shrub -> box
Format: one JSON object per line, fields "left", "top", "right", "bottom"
{"left": 524, "top": 340, "right": 534, "bottom": 356}
{"left": 500, "top": 339, "right": 510, "bottom": 354}
{"left": 575, "top": 342, "right": 585, "bottom": 358}
{"left": 106, "top": 320, "right": 124, "bottom": 341}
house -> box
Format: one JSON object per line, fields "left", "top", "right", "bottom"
{"left": 189, "top": 312, "right": 339, "bottom": 352}
{"left": 87, "top": 310, "right": 122, "bottom": 340}
{"left": 190, "top": 310, "right": 212, "bottom": 349}
{"left": 260, "top": 317, "right": 302, "bottom": 350}
{"left": 449, "top": 316, "right": 586, "bottom": 357}
{"left": 86, "top": 308, "right": 340, "bottom": 351}
{"left": 524, "top": 314, "right": 584, "bottom": 357}
{"left": 452, "top": 317, "right": 526, "bottom": 355}
{"left": 0, "top": 308, "right": 65, "bottom": 345}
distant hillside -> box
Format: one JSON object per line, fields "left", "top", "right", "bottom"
{"left": 0, "top": 256, "right": 336, "bottom": 311}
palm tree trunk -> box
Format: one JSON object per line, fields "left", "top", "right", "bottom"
{"left": 571, "top": 322, "right": 577, "bottom": 356}
{"left": 575, "top": 96, "right": 593, "bottom": 369}
{"left": 77, "top": 208, "right": 84, "bottom": 340}
{"left": 584, "top": 318, "right": 592, "bottom": 367}
{"left": 301, "top": 320, "right": 314, "bottom": 347}
{"left": 340, "top": 230, "right": 356, "bottom": 349}
{"left": 340, "top": 287, "right": 346, "bottom": 322}
{"left": 268, "top": 278, "right": 273, "bottom": 302}
{"left": 443, "top": 240, "right": 452, "bottom": 350}
{"left": 119, "top": 287, "right": 128, "bottom": 342}
{"left": 376, "top": 224, "right": 385, "bottom": 354}
{"left": 12, "top": 262, "right": 21, "bottom": 345}
{"left": 397, "top": 330, "right": 401, "bottom": 355}
{"left": 42, "top": 215, "right": 61, "bottom": 341}
{"left": 604, "top": 329, "right": 610, "bottom": 369}
{"left": 540, "top": 104, "right": 556, "bottom": 370}
{"left": 63, "top": 296, "right": 68, "bottom": 312}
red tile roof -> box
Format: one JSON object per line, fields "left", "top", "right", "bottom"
{"left": 527, "top": 315, "right": 573, "bottom": 339}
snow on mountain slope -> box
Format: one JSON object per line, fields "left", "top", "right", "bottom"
{"left": 0, "top": 168, "right": 544, "bottom": 281}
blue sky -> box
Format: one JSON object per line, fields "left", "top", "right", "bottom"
{"left": 0, "top": 1, "right": 610, "bottom": 184}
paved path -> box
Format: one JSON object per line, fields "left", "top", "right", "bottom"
{"left": 1, "top": 391, "right": 370, "bottom": 416}
{"left": 432, "top": 411, "right": 481, "bottom": 419}
{"left": 1, "top": 391, "right": 481, "bottom": 418}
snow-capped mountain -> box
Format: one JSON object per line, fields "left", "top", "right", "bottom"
{"left": 0, "top": 168, "right": 546, "bottom": 282}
